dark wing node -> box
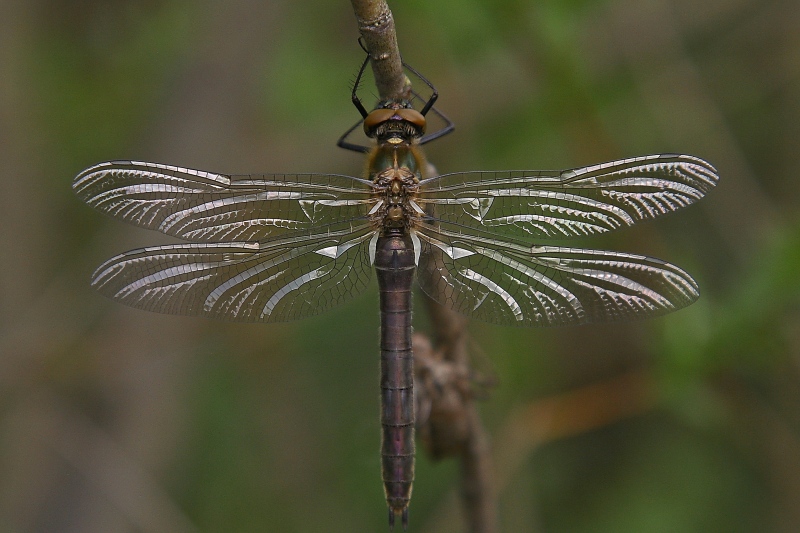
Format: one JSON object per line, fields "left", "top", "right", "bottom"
{"left": 418, "top": 154, "right": 718, "bottom": 240}
{"left": 73, "top": 161, "right": 374, "bottom": 241}
{"left": 90, "top": 223, "right": 377, "bottom": 322}
{"left": 415, "top": 222, "right": 699, "bottom": 327}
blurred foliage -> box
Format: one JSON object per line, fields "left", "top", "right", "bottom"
{"left": 1, "top": 0, "right": 799, "bottom": 532}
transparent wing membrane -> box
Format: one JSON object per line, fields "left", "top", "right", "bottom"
{"left": 74, "top": 161, "right": 374, "bottom": 242}
{"left": 415, "top": 222, "right": 699, "bottom": 327}
{"left": 418, "top": 154, "right": 718, "bottom": 240}
{"left": 76, "top": 154, "right": 714, "bottom": 326}
{"left": 91, "top": 223, "right": 377, "bottom": 322}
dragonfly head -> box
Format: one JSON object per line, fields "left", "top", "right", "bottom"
{"left": 364, "top": 101, "right": 426, "bottom": 144}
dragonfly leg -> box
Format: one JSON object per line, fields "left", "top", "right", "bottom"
{"left": 336, "top": 45, "right": 372, "bottom": 153}
{"left": 351, "top": 42, "right": 370, "bottom": 119}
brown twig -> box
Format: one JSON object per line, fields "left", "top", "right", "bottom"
{"left": 417, "top": 298, "right": 498, "bottom": 533}
{"left": 348, "top": 0, "right": 410, "bottom": 101}
{"left": 424, "top": 370, "right": 659, "bottom": 532}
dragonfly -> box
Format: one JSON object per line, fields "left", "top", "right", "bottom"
{"left": 73, "top": 51, "right": 719, "bottom": 530}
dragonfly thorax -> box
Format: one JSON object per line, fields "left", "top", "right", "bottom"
{"left": 369, "top": 145, "right": 422, "bottom": 231}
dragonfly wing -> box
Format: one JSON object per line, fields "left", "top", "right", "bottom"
{"left": 415, "top": 223, "right": 699, "bottom": 327}
{"left": 418, "top": 154, "right": 718, "bottom": 240}
{"left": 90, "top": 223, "right": 377, "bottom": 322}
{"left": 73, "top": 161, "right": 374, "bottom": 241}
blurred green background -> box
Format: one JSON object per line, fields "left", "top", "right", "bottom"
{"left": 1, "top": 0, "right": 798, "bottom": 531}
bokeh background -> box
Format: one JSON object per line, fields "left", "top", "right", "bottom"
{"left": 1, "top": 0, "right": 799, "bottom": 531}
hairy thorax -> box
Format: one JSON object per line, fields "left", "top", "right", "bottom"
{"left": 368, "top": 144, "right": 425, "bottom": 231}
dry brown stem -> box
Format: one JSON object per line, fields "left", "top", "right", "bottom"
{"left": 348, "top": 0, "right": 410, "bottom": 100}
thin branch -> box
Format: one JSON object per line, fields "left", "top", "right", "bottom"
{"left": 425, "top": 371, "right": 658, "bottom": 532}
{"left": 349, "top": 0, "right": 410, "bottom": 100}
{"left": 421, "top": 295, "right": 498, "bottom": 533}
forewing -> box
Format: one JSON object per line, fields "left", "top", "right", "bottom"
{"left": 73, "top": 161, "right": 374, "bottom": 241}
{"left": 90, "top": 223, "right": 377, "bottom": 322}
{"left": 415, "top": 223, "right": 699, "bottom": 327}
{"left": 418, "top": 154, "right": 718, "bottom": 240}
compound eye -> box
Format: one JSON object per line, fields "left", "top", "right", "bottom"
{"left": 363, "top": 108, "right": 395, "bottom": 136}
{"left": 396, "top": 108, "right": 426, "bottom": 133}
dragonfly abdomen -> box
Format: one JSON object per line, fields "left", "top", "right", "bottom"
{"left": 375, "top": 233, "right": 416, "bottom": 530}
